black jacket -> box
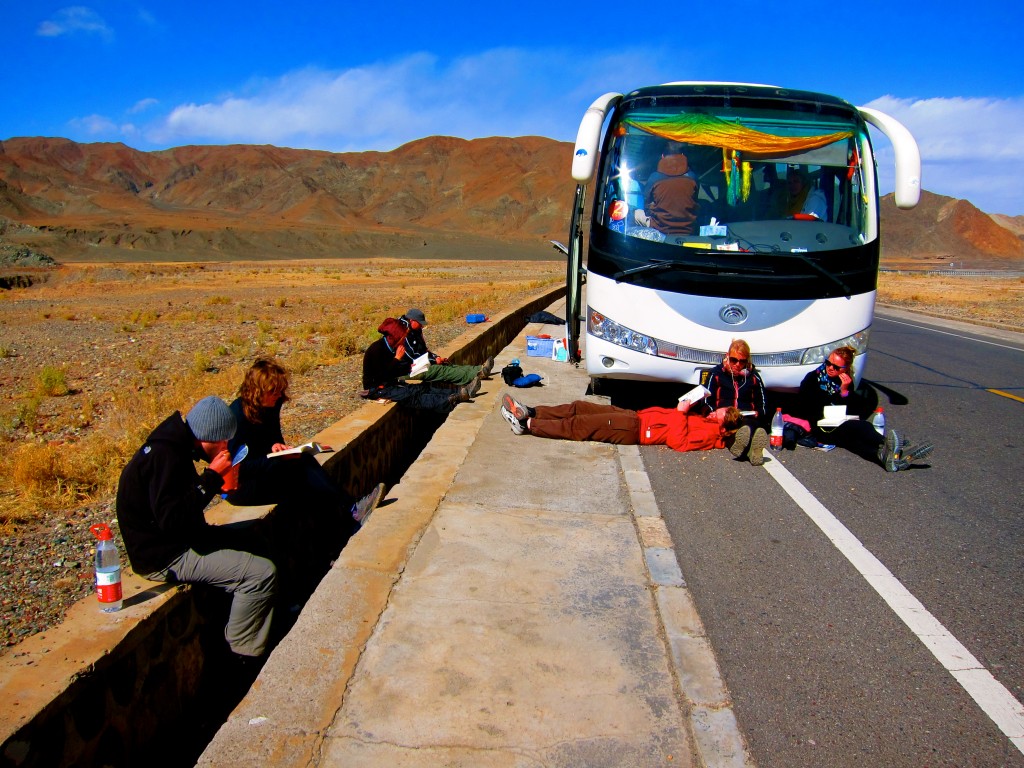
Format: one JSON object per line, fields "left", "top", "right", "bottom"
{"left": 362, "top": 336, "right": 411, "bottom": 390}
{"left": 115, "top": 412, "right": 226, "bottom": 575}
{"left": 795, "top": 366, "right": 872, "bottom": 423}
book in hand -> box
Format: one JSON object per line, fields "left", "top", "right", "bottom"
{"left": 678, "top": 384, "right": 710, "bottom": 405}
{"left": 409, "top": 353, "right": 430, "bottom": 377}
{"left": 267, "top": 442, "right": 334, "bottom": 459}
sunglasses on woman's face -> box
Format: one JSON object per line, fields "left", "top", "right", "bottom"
{"left": 825, "top": 360, "right": 848, "bottom": 371}
{"left": 728, "top": 356, "right": 748, "bottom": 366}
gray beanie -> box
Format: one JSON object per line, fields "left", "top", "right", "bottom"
{"left": 405, "top": 308, "right": 427, "bottom": 326}
{"left": 186, "top": 396, "right": 237, "bottom": 442}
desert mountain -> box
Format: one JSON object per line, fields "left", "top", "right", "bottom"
{"left": 880, "top": 190, "right": 1024, "bottom": 269}
{"left": 0, "top": 136, "right": 575, "bottom": 262}
{"left": 1, "top": 136, "right": 1021, "bottom": 268}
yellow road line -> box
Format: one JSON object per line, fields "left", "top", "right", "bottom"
{"left": 988, "top": 389, "right": 1024, "bottom": 404}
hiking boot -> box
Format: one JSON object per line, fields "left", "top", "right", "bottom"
{"left": 451, "top": 378, "right": 481, "bottom": 405}
{"left": 889, "top": 440, "right": 935, "bottom": 471}
{"left": 881, "top": 429, "right": 903, "bottom": 471}
{"left": 729, "top": 425, "right": 751, "bottom": 458}
{"left": 479, "top": 356, "right": 495, "bottom": 378}
{"left": 352, "top": 482, "right": 385, "bottom": 525}
{"left": 500, "top": 404, "right": 527, "bottom": 435}
{"left": 748, "top": 427, "right": 769, "bottom": 466}
{"left": 502, "top": 393, "right": 533, "bottom": 421}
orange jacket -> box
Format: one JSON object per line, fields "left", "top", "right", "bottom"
{"left": 637, "top": 408, "right": 726, "bottom": 452}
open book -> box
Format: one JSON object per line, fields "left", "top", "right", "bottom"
{"left": 817, "top": 405, "right": 860, "bottom": 428}
{"left": 678, "top": 384, "right": 710, "bottom": 406}
{"left": 267, "top": 442, "right": 334, "bottom": 459}
{"left": 409, "top": 353, "right": 430, "bottom": 377}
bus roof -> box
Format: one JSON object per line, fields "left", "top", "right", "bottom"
{"left": 623, "top": 82, "right": 857, "bottom": 111}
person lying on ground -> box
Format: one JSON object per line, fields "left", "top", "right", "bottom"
{"left": 499, "top": 393, "right": 754, "bottom": 459}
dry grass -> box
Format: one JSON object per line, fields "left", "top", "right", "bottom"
{"left": 877, "top": 272, "right": 1024, "bottom": 330}
{"left": 0, "top": 258, "right": 563, "bottom": 532}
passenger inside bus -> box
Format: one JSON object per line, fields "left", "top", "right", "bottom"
{"left": 776, "top": 166, "right": 828, "bottom": 221}
{"left": 634, "top": 142, "right": 699, "bottom": 235}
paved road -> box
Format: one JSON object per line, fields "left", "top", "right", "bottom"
{"left": 644, "top": 310, "right": 1024, "bottom": 767}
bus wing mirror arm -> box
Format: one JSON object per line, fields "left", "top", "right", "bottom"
{"left": 858, "top": 106, "right": 921, "bottom": 209}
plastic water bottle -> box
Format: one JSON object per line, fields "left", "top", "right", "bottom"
{"left": 770, "top": 408, "right": 785, "bottom": 452}
{"left": 869, "top": 407, "right": 885, "bottom": 436}
{"left": 90, "top": 523, "right": 123, "bottom": 613}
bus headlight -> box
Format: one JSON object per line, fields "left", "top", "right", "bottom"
{"left": 588, "top": 309, "right": 658, "bottom": 355}
{"left": 800, "top": 328, "right": 871, "bottom": 365}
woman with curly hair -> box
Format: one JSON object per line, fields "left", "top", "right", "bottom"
{"left": 228, "top": 358, "right": 383, "bottom": 526}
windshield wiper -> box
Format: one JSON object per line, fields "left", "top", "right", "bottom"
{"left": 769, "top": 250, "right": 851, "bottom": 296}
{"left": 613, "top": 257, "right": 772, "bottom": 282}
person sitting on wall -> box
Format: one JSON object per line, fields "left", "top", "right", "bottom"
{"left": 361, "top": 315, "right": 479, "bottom": 413}
{"left": 399, "top": 308, "right": 494, "bottom": 387}
{"left": 115, "top": 396, "right": 277, "bottom": 662}
{"left": 227, "top": 357, "right": 385, "bottom": 528}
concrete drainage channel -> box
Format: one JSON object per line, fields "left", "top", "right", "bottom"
{"left": 0, "top": 286, "right": 563, "bottom": 768}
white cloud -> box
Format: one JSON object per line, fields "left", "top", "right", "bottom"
{"left": 128, "top": 98, "right": 159, "bottom": 114}
{"left": 864, "top": 95, "right": 1024, "bottom": 215}
{"left": 37, "top": 6, "right": 113, "bottom": 40}
{"left": 69, "top": 114, "right": 118, "bottom": 135}
{"left": 144, "top": 48, "right": 664, "bottom": 152}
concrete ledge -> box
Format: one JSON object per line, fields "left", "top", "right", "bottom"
{"left": 197, "top": 312, "right": 561, "bottom": 765}
{"left": 0, "top": 284, "right": 564, "bottom": 767}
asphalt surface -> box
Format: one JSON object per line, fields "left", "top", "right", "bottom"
{"left": 645, "top": 308, "right": 1024, "bottom": 767}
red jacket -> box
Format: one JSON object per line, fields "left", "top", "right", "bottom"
{"left": 637, "top": 408, "right": 726, "bottom": 452}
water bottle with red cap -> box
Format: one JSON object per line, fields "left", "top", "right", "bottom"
{"left": 90, "top": 523, "right": 123, "bottom": 612}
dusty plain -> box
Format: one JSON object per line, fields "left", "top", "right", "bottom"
{"left": 0, "top": 258, "right": 1020, "bottom": 651}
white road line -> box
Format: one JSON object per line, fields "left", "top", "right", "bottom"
{"left": 764, "top": 458, "right": 1024, "bottom": 755}
{"left": 880, "top": 317, "right": 1024, "bottom": 352}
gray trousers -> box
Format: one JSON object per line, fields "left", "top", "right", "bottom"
{"left": 149, "top": 548, "right": 277, "bottom": 657}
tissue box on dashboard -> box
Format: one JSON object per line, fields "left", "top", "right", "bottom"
{"left": 699, "top": 223, "right": 727, "bottom": 237}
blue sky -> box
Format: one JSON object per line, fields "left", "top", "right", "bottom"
{"left": 4, "top": 1, "right": 1024, "bottom": 216}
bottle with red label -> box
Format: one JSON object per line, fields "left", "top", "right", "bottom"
{"left": 90, "top": 523, "right": 123, "bottom": 612}
{"left": 770, "top": 407, "right": 785, "bottom": 452}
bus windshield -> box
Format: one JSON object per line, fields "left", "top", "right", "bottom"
{"left": 596, "top": 96, "right": 875, "bottom": 263}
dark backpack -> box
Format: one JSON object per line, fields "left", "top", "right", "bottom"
{"left": 501, "top": 363, "right": 524, "bottom": 385}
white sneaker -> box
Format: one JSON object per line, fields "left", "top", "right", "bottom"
{"left": 500, "top": 405, "right": 526, "bottom": 435}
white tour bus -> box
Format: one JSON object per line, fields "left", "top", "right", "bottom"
{"left": 564, "top": 82, "right": 920, "bottom": 391}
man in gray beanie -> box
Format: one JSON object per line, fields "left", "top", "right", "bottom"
{"left": 116, "top": 396, "right": 277, "bottom": 661}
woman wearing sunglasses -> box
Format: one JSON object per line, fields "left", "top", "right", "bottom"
{"left": 680, "top": 339, "right": 770, "bottom": 465}
{"left": 795, "top": 346, "right": 934, "bottom": 471}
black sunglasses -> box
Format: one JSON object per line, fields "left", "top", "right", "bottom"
{"left": 728, "top": 356, "right": 748, "bottom": 366}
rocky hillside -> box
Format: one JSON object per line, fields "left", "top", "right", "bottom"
{"left": 0, "top": 136, "right": 575, "bottom": 262}
{"left": 880, "top": 191, "right": 1024, "bottom": 269}
{"left": 1, "top": 136, "right": 1022, "bottom": 268}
